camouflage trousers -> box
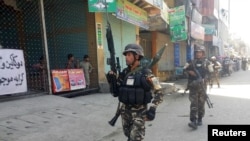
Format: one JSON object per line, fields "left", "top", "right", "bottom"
{"left": 209, "top": 71, "right": 220, "bottom": 87}
{"left": 120, "top": 104, "right": 147, "bottom": 141}
{"left": 189, "top": 85, "right": 206, "bottom": 121}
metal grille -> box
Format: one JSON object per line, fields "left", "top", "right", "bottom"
{"left": 44, "top": 0, "right": 88, "bottom": 69}
{"left": 0, "top": 0, "right": 89, "bottom": 95}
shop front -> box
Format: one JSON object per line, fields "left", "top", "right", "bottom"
{"left": 95, "top": 0, "right": 151, "bottom": 92}
{"left": 0, "top": 0, "right": 98, "bottom": 98}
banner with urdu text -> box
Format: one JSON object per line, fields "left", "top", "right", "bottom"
{"left": 0, "top": 49, "right": 27, "bottom": 95}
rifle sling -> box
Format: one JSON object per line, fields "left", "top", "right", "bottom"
{"left": 124, "top": 66, "right": 143, "bottom": 79}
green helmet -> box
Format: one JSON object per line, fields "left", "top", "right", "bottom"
{"left": 123, "top": 44, "right": 144, "bottom": 57}
{"left": 194, "top": 44, "right": 205, "bottom": 52}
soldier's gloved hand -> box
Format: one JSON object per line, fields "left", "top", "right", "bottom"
{"left": 146, "top": 107, "right": 156, "bottom": 120}
{"left": 106, "top": 71, "right": 117, "bottom": 83}
{"left": 188, "top": 71, "right": 196, "bottom": 77}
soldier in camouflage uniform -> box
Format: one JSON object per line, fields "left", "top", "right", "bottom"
{"left": 209, "top": 56, "right": 222, "bottom": 88}
{"left": 108, "top": 44, "right": 163, "bottom": 141}
{"left": 183, "top": 44, "right": 210, "bottom": 129}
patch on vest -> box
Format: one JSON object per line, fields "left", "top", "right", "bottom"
{"left": 126, "top": 76, "right": 134, "bottom": 86}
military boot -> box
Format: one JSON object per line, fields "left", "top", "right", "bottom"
{"left": 188, "top": 120, "right": 197, "bottom": 129}
{"left": 197, "top": 118, "right": 202, "bottom": 126}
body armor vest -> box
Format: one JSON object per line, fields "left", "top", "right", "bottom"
{"left": 118, "top": 71, "right": 152, "bottom": 105}
{"left": 188, "top": 59, "right": 207, "bottom": 80}
{"left": 195, "top": 60, "right": 206, "bottom": 78}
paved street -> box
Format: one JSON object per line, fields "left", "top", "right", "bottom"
{"left": 0, "top": 69, "right": 250, "bottom": 141}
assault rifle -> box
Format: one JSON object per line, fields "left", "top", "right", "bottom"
{"left": 108, "top": 101, "right": 121, "bottom": 126}
{"left": 108, "top": 44, "right": 167, "bottom": 126}
{"left": 106, "top": 22, "right": 121, "bottom": 97}
{"left": 104, "top": 1, "right": 120, "bottom": 126}
{"left": 191, "top": 61, "right": 213, "bottom": 108}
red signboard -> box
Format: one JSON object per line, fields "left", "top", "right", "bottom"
{"left": 51, "top": 69, "right": 86, "bottom": 94}
{"left": 51, "top": 69, "right": 70, "bottom": 93}
{"left": 68, "top": 69, "right": 86, "bottom": 90}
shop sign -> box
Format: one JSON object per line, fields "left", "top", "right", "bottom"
{"left": 96, "top": 23, "right": 103, "bottom": 48}
{"left": 51, "top": 69, "right": 70, "bottom": 93}
{"left": 116, "top": 0, "right": 149, "bottom": 29}
{"left": 145, "top": 0, "right": 163, "bottom": 10}
{"left": 169, "top": 5, "right": 188, "bottom": 42}
{"left": 174, "top": 43, "right": 180, "bottom": 67}
{"left": 191, "top": 21, "right": 205, "bottom": 40}
{"left": 192, "top": 9, "right": 202, "bottom": 24}
{"left": 161, "top": 2, "right": 170, "bottom": 24}
{"left": 213, "top": 35, "right": 219, "bottom": 46}
{"left": 203, "top": 24, "right": 216, "bottom": 35}
{"left": 88, "top": 0, "right": 116, "bottom": 12}
{"left": 51, "top": 69, "right": 86, "bottom": 93}
{"left": 0, "top": 49, "right": 27, "bottom": 95}
{"left": 68, "top": 69, "right": 86, "bottom": 90}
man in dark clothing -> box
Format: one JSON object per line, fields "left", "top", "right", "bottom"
{"left": 66, "top": 53, "right": 79, "bottom": 69}
{"left": 183, "top": 44, "right": 210, "bottom": 129}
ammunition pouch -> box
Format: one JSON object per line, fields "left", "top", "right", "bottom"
{"left": 188, "top": 79, "right": 201, "bottom": 88}
{"left": 118, "top": 69, "right": 153, "bottom": 104}
{"left": 118, "top": 87, "right": 152, "bottom": 105}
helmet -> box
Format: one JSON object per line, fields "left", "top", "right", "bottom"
{"left": 123, "top": 44, "right": 144, "bottom": 57}
{"left": 211, "top": 56, "right": 216, "bottom": 60}
{"left": 194, "top": 44, "right": 205, "bottom": 52}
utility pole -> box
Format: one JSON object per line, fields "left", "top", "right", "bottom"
{"left": 228, "top": 0, "right": 230, "bottom": 29}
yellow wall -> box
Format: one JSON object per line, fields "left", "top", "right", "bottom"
{"left": 95, "top": 13, "right": 106, "bottom": 82}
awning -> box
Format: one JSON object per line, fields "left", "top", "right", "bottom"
{"left": 128, "top": 0, "right": 169, "bottom": 31}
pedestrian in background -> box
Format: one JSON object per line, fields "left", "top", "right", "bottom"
{"left": 183, "top": 44, "right": 210, "bottom": 129}
{"left": 33, "top": 55, "right": 46, "bottom": 90}
{"left": 79, "top": 55, "right": 93, "bottom": 88}
{"left": 242, "top": 57, "right": 248, "bottom": 71}
{"left": 66, "top": 53, "right": 79, "bottom": 69}
{"left": 107, "top": 44, "right": 164, "bottom": 141}
{"left": 209, "top": 56, "right": 222, "bottom": 88}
